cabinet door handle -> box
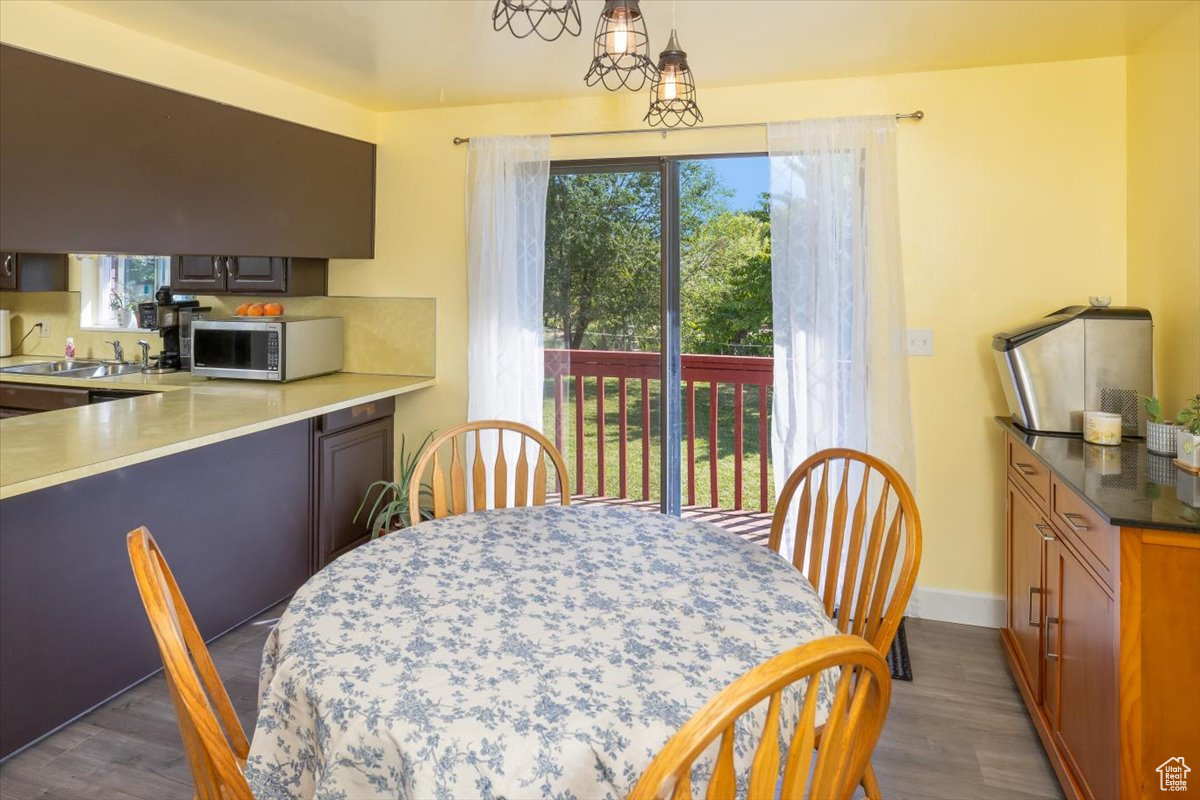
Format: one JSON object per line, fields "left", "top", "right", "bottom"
{"left": 1035, "top": 522, "right": 1055, "bottom": 542}
{"left": 2, "top": 254, "right": 12, "bottom": 277}
{"left": 1014, "top": 462, "right": 1037, "bottom": 477}
{"left": 1028, "top": 586, "right": 1042, "bottom": 627}
{"left": 1062, "top": 512, "right": 1090, "bottom": 531}
{"left": 226, "top": 257, "right": 237, "bottom": 279}
{"left": 1045, "top": 615, "right": 1060, "bottom": 661}
{"left": 213, "top": 257, "right": 223, "bottom": 278}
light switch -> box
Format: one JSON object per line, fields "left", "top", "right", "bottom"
{"left": 907, "top": 328, "right": 933, "bottom": 356}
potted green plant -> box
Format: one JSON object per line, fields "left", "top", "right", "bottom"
{"left": 354, "top": 432, "right": 435, "bottom": 538}
{"left": 1176, "top": 394, "right": 1200, "bottom": 472}
{"left": 1143, "top": 395, "right": 1178, "bottom": 456}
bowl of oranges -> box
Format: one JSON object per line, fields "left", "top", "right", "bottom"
{"left": 233, "top": 302, "right": 284, "bottom": 319}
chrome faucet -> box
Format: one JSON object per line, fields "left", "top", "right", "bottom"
{"left": 105, "top": 340, "right": 124, "bottom": 363}
{"left": 136, "top": 340, "right": 152, "bottom": 370}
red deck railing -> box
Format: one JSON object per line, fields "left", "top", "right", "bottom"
{"left": 545, "top": 348, "right": 774, "bottom": 511}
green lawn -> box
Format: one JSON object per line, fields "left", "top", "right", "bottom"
{"left": 543, "top": 378, "right": 776, "bottom": 512}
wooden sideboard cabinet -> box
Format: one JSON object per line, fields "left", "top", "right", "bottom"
{"left": 1000, "top": 427, "right": 1200, "bottom": 799}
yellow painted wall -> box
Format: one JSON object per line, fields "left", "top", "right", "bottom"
{"left": 340, "top": 57, "right": 1128, "bottom": 598}
{"left": 1127, "top": 2, "right": 1200, "bottom": 414}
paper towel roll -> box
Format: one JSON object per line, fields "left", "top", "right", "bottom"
{"left": 0, "top": 309, "right": 11, "bottom": 357}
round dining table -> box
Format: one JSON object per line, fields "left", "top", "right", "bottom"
{"left": 244, "top": 503, "right": 839, "bottom": 800}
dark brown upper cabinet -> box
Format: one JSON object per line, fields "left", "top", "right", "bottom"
{"left": 0, "top": 252, "right": 68, "bottom": 292}
{"left": 0, "top": 45, "right": 375, "bottom": 259}
{"left": 171, "top": 256, "right": 327, "bottom": 296}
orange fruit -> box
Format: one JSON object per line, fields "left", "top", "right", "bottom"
{"left": 246, "top": 304, "right": 264, "bottom": 317}
{"left": 234, "top": 303, "right": 250, "bottom": 316}
{"left": 263, "top": 302, "right": 284, "bottom": 316}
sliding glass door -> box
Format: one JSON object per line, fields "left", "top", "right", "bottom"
{"left": 543, "top": 154, "right": 771, "bottom": 519}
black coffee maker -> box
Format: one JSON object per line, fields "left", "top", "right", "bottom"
{"left": 137, "top": 286, "right": 201, "bottom": 371}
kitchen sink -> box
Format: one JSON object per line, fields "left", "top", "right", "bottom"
{"left": 0, "top": 360, "right": 144, "bottom": 379}
{"left": 70, "top": 363, "right": 146, "bottom": 378}
{"left": 0, "top": 360, "right": 102, "bottom": 375}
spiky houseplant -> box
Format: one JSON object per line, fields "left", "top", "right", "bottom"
{"left": 354, "top": 432, "right": 435, "bottom": 538}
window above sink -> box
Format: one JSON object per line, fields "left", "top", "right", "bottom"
{"left": 76, "top": 254, "right": 192, "bottom": 333}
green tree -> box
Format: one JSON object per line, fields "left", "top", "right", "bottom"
{"left": 544, "top": 162, "right": 731, "bottom": 351}
{"left": 680, "top": 201, "right": 772, "bottom": 355}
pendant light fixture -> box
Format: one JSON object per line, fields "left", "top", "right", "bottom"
{"left": 645, "top": 28, "right": 703, "bottom": 128}
{"left": 584, "top": 0, "right": 657, "bottom": 92}
{"left": 492, "top": 0, "right": 581, "bottom": 42}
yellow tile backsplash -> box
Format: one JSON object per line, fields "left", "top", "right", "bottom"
{"left": 0, "top": 290, "right": 435, "bottom": 377}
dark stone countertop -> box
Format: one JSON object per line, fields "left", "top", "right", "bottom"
{"left": 996, "top": 417, "right": 1200, "bottom": 534}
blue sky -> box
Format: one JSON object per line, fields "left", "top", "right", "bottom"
{"left": 698, "top": 156, "right": 769, "bottom": 212}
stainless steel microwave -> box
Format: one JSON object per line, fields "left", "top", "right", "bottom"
{"left": 190, "top": 317, "right": 343, "bottom": 382}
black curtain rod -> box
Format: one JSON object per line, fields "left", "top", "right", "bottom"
{"left": 451, "top": 110, "right": 924, "bottom": 145}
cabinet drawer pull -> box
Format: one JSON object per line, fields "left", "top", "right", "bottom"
{"left": 1045, "top": 615, "right": 1059, "bottom": 661}
{"left": 1014, "top": 462, "right": 1038, "bottom": 477}
{"left": 1035, "top": 522, "right": 1055, "bottom": 542}
{"left": 1062, "top": 512, "right": 1091, "bottom": 531}
{"left": 1028, "top": 586, "right": 1042, "bottom": 627}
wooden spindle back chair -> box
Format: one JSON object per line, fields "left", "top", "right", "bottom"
{"left": 408, "top": 420, "right": 571, "bottom": 524}
{"left": 126, "top": 527, "right": 252, "bottom": 800}
{"left": 629, "top": 635, "right": 891, "bottom": 800}
{"left": 768, "top": 448, "right": 922, "bottom": 656}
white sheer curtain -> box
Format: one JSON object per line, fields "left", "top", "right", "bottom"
{"left": 465, "top": 135, "right": 551, "bottom": 507}
{"left": 768, "top": 116, "right": 916, "bottom": 560}
{"left": 466, "top": 135, "right": 551, "bottom": 428}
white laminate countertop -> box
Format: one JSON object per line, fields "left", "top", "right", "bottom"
{"left": 0, "top": 356, "right": 434, "bottom": 500}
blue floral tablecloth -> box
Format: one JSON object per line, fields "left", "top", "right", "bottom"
{"left": 244, "top": 504, "right": 838, "bottom": 800}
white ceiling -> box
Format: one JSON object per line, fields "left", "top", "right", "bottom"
{"left": 58, "top": 0, "right": 1188, "bottom": 111}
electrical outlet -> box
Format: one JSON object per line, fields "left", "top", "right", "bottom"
{"left": 35, "top": 319, "right": 51, "bottom": 338}
{"left": 906, "top": 328, "right": 933, "bottom": 356}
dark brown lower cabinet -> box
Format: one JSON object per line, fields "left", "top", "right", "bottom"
{"left": 0, "top": 421, "right": 312, "bottom": 758}
{"left": 0, "top": 399, "right": 399, "bottom": 758}
{"left": 312, "top": 398, "right": 395, "bottom": 571}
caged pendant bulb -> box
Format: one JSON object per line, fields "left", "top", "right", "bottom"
{"left": 492, "top": 0, "right": 582, "bottom": 42}
{"left": 584, "top": 0, "right": 657, "bottom": 92}
{"left": 645, "top": 28, "right": 703, "bottom": 128}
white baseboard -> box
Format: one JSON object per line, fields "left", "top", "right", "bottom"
{"left": 906, "top": 585, "right": 1005, "bottom": 628}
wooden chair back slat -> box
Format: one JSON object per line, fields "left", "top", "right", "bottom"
{"left": 533, "top": 450, "right": 548, "bottom": 506}
{"left": 431, "top": 452, "right": 448, "bottom": 518}
{"left": 705, "top": 729, "right": 736, "bottom": 800}
{"left": 768, "top": 448, "right": 922, "bottom": 656}
{"left": 409, "top": 420, "right": 570, "bottom": 524}
{"left": 746, "top": 691, "right": 782, "bottom": 798}
{"left": 472, "top": 439, "right": 487, "bottom": 511}
{"left": 779, "top": 671, "right": 821, "bottom": 796}
{"left": 822, "top": 460, "right": 851, "bottom": 614}
{"left": 514, "top": 440, "right": 530, "bottom": 508}
{"left": 630, "top": 635, "right": 891, "bottom": 800}
{"left": 449, "top": 438, "right": 467, "bottom": 515}
{"left": 807, "top": 464, "right": 831, "bottom": 590}
{"left": 836, "top": 467, "right": 872, "bottom": 632}
{"left": 493, "top": 433, "right": 509, "bottom": 509}
{"left": 126, "top": 527, "right": 252, "bottom": 800}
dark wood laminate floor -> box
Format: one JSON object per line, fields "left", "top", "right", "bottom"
{"left": 0, "top": 612, "right": 1061, "bottom": 800}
